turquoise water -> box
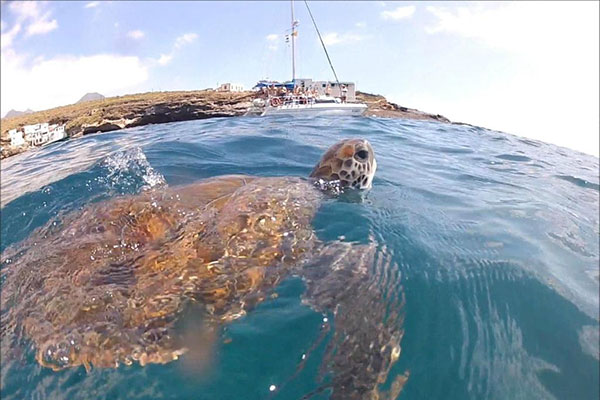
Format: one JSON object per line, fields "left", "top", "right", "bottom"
{"left": 1, "top": 116, "right": 598, "bottom": 399}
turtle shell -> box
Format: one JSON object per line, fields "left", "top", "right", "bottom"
{"left": 1, "top": 175, "right": 322, "bottom": 370}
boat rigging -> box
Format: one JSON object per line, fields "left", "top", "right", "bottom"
{"left": 259, "top": 0, "right": 367, "bottom": 116}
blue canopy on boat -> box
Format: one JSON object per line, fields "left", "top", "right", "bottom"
{"left": 253, "top": 80, "right": 295, "bottom": 90}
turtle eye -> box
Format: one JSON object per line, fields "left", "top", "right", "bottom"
{"left": 355, "top": 150, "right": 368, "bottom": 160}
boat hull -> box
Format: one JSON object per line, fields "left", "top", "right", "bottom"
{"left": 261, "top": 103, "right": 367, "bottom": 116}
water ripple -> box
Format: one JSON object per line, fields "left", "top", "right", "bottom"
{"left": 1, "top": 115, "right": 598, "bottom": 399}
{"left": 555, "top": 174, "right": 600, "bottom": 192}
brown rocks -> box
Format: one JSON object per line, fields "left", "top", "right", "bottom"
{"left": 356, "top": 91, "right": 451, "bottom": 123}
{"left": 1, "top": 90, "right": 450, "bottom": 160}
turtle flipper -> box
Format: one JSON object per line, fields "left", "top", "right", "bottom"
{"left": 300, "top": 241, "right": 409, "bottom": 400}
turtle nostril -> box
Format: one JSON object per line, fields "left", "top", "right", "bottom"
{"left": 355, "top": 150, "right": 368, "bottom": 160}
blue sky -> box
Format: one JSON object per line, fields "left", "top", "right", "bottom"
{"left": 1, "top": 1, "right": 598, "bottom": 156}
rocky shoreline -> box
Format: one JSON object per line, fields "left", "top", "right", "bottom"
{"left": 1, "top": 90, "right": 450, "bottom": 160}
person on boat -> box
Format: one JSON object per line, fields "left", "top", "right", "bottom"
{"left": 341, "top": 84, "right": 348, "bottom": 103}
{"left": 325, "top": 83, "right": 332, "bottom": 97}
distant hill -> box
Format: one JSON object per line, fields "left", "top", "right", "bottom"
{"left": 76, "top": 92, "right": 105, "bottom": 104}
{"left": 3, "top": 109, "right": 34, "bottom": 119}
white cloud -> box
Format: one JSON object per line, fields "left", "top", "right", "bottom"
{"left": 355, "top": 21, "right": 366, "bottom": 28}
{"left": 157, "top": 53, "right": 173, "bottom": 66}
{"left": 155, "top": 32, "right": 198, "bottom": 66}
{"left": 1, "top": 23, "right": 21, "bottom": 50}
{"left": 174, "top": 32, "right": 198, "bottom": 49}
{"left": 9, "top": 1, "right": 41, "bottom": 20}
{"left": 85, "top": 2, "right": 100, "bottom": 8}
{"left": 26, "top": 13, "right": 57, "bottom": 36}
{"left": 322, "top": 32, "right": 364, "bottom": 46}
{"left": 127, "top": 29, "right": 145, "bottom": 40}
{"left": 425, "top": 3, "right": 597, "bottom": 57}
{"left": 421, "top": 2, "right": 599, "bottom": 156}
{"left": 1, "top": 52, "right": 149, "bottom": 115}
{"left": 2, "top": 1, "right": 58, "bottom": 44}
{"left": 265, "top": 34, "right": 279, "bottom": 51}
{"left": 381, "top": 6, "right": 416, "bottom": 21}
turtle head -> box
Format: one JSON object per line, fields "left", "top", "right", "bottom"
{"left": 309, "top": 138, "right": 377, "bottom": 190}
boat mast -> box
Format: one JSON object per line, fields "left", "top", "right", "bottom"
{"left": 291, "top": 0, "right": 296, "bottom": 84}
{"left": 304, "top": 0, "right": 340, "bottom": 86}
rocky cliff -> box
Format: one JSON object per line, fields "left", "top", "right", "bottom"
{"left": 356, "top": 92, "right": 450, "bottom": 123}
{"left": 1, "top": 91, "right": 255, "bottom": 159}
{"left": 1, "top": 90, "right": 449, "bottom": 159}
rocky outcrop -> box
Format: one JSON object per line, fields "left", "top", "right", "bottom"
{"left": 71, "top": 99, "right": 253, "bottom": 136}
{"left": 356, "top": 91, "right": 450, "bottom": 123}
{"left": 1, "top": 90, "right": 450, "bottom": 159}
{"left": 1, "top": 91, "right": 256, "bottom": 159}
{"left": 69, "top": 96, "right": 254, "bottom": 137}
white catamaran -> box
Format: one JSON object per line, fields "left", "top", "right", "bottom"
{"left": 261, "top": 0, "right": 367, "bottom": 116}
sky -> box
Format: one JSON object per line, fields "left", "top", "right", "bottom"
{"left": 1, "top": 1, "right": 598, "bottom": 156}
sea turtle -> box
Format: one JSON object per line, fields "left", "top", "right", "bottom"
{"left": 1, "top": 138, "right": 407, "bottom": 399}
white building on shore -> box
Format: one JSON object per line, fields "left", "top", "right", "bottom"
{"left": 8, "top": 129, "right": 25, "bottom": 146}
{"left": 216, "top": 83, "right": 245, "bottom": 92}
{"left": 24, "top": 123, "right": 50, "bottom": 146}
{"left": 9, "top": 123, "right": 66, "bottom": 147}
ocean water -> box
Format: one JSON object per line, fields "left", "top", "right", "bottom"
{"left": 1, "top": 116, "right": 598, "bottom": 399}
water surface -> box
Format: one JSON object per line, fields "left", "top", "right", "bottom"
{"left": 1, "top": 116, "right": 598, "bottom": 399}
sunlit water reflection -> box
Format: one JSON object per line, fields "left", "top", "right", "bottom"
{"left": 1, "top": 116, "right": 598, "bottom": 399}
